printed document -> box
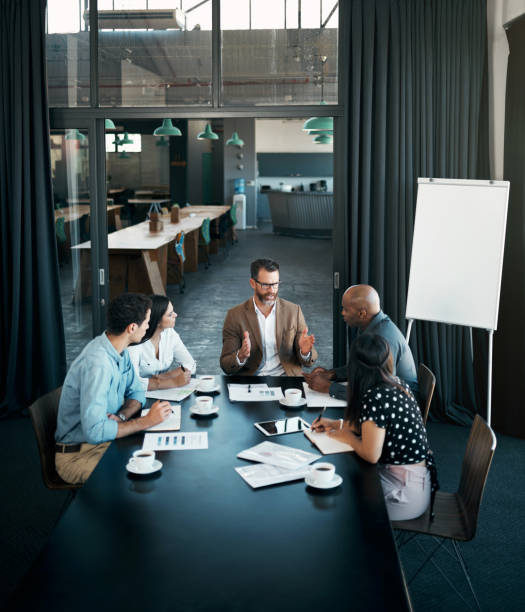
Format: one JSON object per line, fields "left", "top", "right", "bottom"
{"left": 146, "top": 379, "right": 198, "bottom": 402}
{"left": 228, "top": 384, "right": 284, "bottom": 402}
{"left": 141, "top": 405, "right": 180, "bottom": 431}
{"left": 237, "top": 441, "right": 320, "bottom": 470}
{"left": 303, "top": 382, "right": 347, "bottom": 407}
{"left": 143, "top": 432, "right": 208, "bottom": 451}
{"left": 235, "top": 463, "right": 310, "bottom": 489}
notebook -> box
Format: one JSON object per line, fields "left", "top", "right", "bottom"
{"left": 304, "top": 429, "right": 353, "bottom": 454}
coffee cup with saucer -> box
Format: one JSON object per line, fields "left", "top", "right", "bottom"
{"left": 126, "top": 450, "right": 163, "bottom": 475}
{"left": 279, "top": 388, "right": 306, "bottom": 408}
{"left": 305, "top": 462, "right": 343, "bottom": 489}
{"left": 190, "top": 395, "right": 219, "bottom": 417}
{"left": 196, "top": 375, "right": 220, "bottom": 393}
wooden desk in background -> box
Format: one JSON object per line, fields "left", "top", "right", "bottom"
{"left": 72, "top": 205, "right": 230, "bottom": 299}
{"left": 55, "top": 204, "right": 123, "bottom": 245}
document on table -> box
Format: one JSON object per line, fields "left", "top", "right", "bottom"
{"left": 145, "top": 379, "right": 198, "bottom": 402}
{"left": 237, "top": 441, "right": 320, "bottom": 469}
{"left": 304, "top": 429, "right": 353, "bottom": 454}
{"left": 140, "top": 405, "right": 180, "bottom": 431}
{"left": 228, "top": 384, "right": 284, "bottom": 402}
{"left": 142, "top": 432, "right": 208, "bottom": 451}
{"left": 302, "top": 382, "right": 347, "bottom": 407}
{"left": 235, "top": 463, "right": 310, "bottom": 489}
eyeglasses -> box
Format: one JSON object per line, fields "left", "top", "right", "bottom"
{"left": 253, "top": 279, "right": 282, "bottom": 290}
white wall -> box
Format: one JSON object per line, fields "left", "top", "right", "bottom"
{"left": 256, "top": 119, "right": 333, "bottom": 153}
{"left": 488, "top": 0, "right": 525, "bottom": 178}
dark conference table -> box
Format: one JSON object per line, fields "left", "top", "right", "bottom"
{"left": 13, "top": 376, "right": 410, "bottom": 612}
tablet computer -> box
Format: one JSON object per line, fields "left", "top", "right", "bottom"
{"left": 254, "top": 417, "right": 310, "bottom": 436}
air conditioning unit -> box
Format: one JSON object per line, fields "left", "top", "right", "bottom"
{"left": 85, "top": 9, "right": 185, "bottom": 30}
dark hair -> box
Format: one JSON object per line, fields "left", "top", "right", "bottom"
{"left": 107, "top": 293, "right": 152, "bottom": 335}
{"left": 140, "top": 295, "right": 171, "bottom": 343}
{"left": 344, "top": 334, "right": 411, "bottom": 424}
{"left": 250, "top": 258, "right": 279, "bottom": 280}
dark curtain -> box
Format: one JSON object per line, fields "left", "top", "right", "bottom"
{"left": 0, "top": 0, "right": 66, "bottom": 417}
{"left": 493, "top": 14, "right": 525, "bottom": 439}
{"left": 347, "top": 0, "right": 490, "bottom": 423}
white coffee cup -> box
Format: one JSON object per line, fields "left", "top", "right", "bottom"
{"left": 195, "top": 395, "right": 214, "bottom": 413}
{"left": 130, "top": 449, "right": 155, "bottom": 472}
{"left": 309, "top": 462, "right": 335, "bottom": 485}
{"left": 284, "top": 388, "right": 302, "bottom": 405}
{"left": 199, "top": 375, "right": 215, "bottom": 391}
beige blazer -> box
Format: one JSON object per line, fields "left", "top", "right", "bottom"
{"left": 220, "top": 297, "right": 317, "bottom": 376}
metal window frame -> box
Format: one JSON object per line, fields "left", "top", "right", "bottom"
{"left": 49, "top": 0, "right": 349, "bottom": 361}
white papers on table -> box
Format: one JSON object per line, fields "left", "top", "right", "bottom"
{"left": 227, "top": 384, "right": 284, "bottom": 402}
{"left": 237, "top": 441, "right": 320, "bottom": 470}
{"left": 141, "top": 405, "right": 181, "bottom": 431}
{"left": 145, "top": 379, "right": 198, "bottom": 402}
{"left": 302, "top": 382, "right": 347, "bottom": 407}
{"left": 235, "top": 463, "right": 310, "bottom": 489}
{"left": 143, "top": 432, "right": 208, "bottom": 451}
{"left": 304, "top": 429, "right": 353, "bottom": 454}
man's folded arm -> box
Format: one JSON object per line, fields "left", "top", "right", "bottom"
{"left": 79, "top": 364, "right": 119, "bottom": 444}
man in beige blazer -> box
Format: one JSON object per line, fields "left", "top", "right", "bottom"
{"left": 220, "top": 259, "right": 317, "bottom": 376}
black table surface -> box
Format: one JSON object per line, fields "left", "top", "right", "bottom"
{"left": 12, "top": 376, "right": 409, "bottom": 612}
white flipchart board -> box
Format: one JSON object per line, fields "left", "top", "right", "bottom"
{"left": 406, "top": 178, "right": 509, "bottom": 331}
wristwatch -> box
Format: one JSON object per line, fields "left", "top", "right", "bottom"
{"left": 117, "top": 413, "right": 127, "bottom": 422}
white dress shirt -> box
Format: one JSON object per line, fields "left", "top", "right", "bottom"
{"left": 253, "top": 300, "right": 286, "bottom": 376}
{"left": 128, "top": 328, "right": 196, "bottom": 390}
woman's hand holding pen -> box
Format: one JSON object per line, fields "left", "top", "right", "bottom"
{"left": 310, "top": 417, "right": 339, "bottom": 432}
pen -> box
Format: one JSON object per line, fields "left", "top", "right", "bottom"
{"left": 312, "top": 406, "right": 326, "bottom": 429}
{"left": 181, "top": 364, "right": 186, "bottom": 372}
{"left": 248, "top": 384, "right": 251, "bottom": 393}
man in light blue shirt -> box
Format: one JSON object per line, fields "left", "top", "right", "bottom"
{"left": 55, "top": 293, "right": 172, "bottom": 484}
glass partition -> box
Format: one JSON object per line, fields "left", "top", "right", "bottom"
{"left": 220, "top": 0, "right": 338, "bottom": 106}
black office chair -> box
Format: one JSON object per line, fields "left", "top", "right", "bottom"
{"left": 393, "top": 415, "right": 496, "bottom": 611}
{"left": 29, "top": 387, "right": 81, "bottom": 491}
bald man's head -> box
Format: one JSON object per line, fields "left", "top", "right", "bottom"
{"left": 341, "top": 285, "right": 381, "bottom": 328}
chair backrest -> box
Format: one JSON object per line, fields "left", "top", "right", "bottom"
{"left": 175, "top": 231, "right": 185, "bottom": 263}
{"left": 55, "top": 217, "right": 67, "bottom": 243}
{"left": 457, "top": 415, "right": 496, "bottom": 540}
{"left": 230, "top": 202, "right": 237, "bottom": 225}
{"left": 418, "top": 363, "right": 436, "bottom": 425}
{"left": 29, "top": 387, "right": 81, "bottom": 490}
{"left": 201, "top": 217, "right": 211, "bottom": 244}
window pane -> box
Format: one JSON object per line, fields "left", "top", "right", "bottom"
{"left": 221, "top": 0, "right": 338, "bottom": 106}
{"left": 46, "top": 0, "right": 90, "bottom": 107}
{"left": 98, "top": 1, "right": 212, "bottom": 106}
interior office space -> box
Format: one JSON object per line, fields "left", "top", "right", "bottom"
{"left": 1, "top": 0, "right": 525, "bottom": 610}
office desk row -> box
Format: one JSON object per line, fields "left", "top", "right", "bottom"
{"left": 11, "top": 376, "right": 410, "bottom": 612}
{"left": 72, "top": 205, "right": 230, "bottom": 299}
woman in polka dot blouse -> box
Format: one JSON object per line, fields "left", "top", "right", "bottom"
{"left": 311, "top": 333, "right": 438, "bottom": 520}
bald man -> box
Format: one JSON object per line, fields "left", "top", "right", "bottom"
{"left": 303, "top": 285, "right": 417, "bottom": 400}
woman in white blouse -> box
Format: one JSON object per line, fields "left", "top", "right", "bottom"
{"left": 128, "top": 295, "right": 196, "bottom": 390}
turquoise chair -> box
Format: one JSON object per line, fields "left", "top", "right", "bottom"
{"left": 199, "top": 217, "right": 211, "bottom": 269}
{"left": 168, "top": 231, "right": 186, "bottom": 293}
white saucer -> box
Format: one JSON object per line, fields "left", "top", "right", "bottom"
{"left": 126, "top": 459, "right": 163, "bottom": 475}
{"left": 190, "top": 404, "right": 220, "bottom": 416}
{"left": 195, "top": 384, "right": 221, "bottom": 393}
{"left": 305, "top": 473, "right": 343, "bottom": 489}
{"left": 279, "top": 397, "right": 307, "bottom": 408}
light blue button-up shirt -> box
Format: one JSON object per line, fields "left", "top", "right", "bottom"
{"left": 55, "top": 333, "right": 146, "bottom": 445}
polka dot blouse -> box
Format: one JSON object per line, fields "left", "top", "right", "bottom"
{"left": 359, "top": 380, "right": 429, "bottom": 465}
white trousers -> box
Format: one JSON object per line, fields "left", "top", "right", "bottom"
{"left": 378, "top": 464, "right": 431, "bottom": 521}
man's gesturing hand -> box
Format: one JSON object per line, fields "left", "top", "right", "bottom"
{"left": 238, "top": 330, "right": 251, "bottom": 362}
{"left": 298, "top": 327, "right": 315, "bottom": 355}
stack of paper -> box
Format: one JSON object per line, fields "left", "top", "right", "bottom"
{"left": 302, "top": 382, "right": 347, "bottom": 407}
{"left": 143, "top": 432, "right": 208, "bottom": 451}
{"left": 227, "top": 384, "right": 284, "bottom": 402}
{"left": 235, "top": 441, "right": 320, "bottom": 488}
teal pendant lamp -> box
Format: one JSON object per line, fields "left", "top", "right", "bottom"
{"left": 197, "top": 123, "right": 219, "bottom": 140}
{"left": 313, "top": 133, "right": 333, "bottom": 144}
{"left": 105, "top": 119, "right": 116, "bottom": 130}
{"left": 226, "top": 131, "right": 244, "bottom": 147}
{"left": 156, "top": 136, "right": 170, "bottom": 147}
{"left": 112, "top": 136, "right": 122, "bottom": 146}
{"left": 65, "top": 129, "right": 86, "bottom": 141}
{"left": 119, "top": 151, "right": 130, "bottom": 159}
{"left": 153, "top": 119, "right": 182, "bottom": 137}
{"left": 302, "top": 116, "right": 333, "bottom": 133}
{"left": 120, "top": 132, "right": 134, "bottom": 145}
